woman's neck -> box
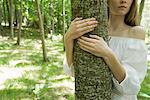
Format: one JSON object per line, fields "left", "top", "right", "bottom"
{"left": 108, "top": 14, "right": 127, "bottom": 33}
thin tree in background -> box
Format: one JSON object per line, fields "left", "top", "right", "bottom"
{"left": 62, "top": 0, "right": 65, "bottom": 35}
{"left": 3, "top": 0, "right": 7, "bottom": 26}
{"left": 14, "top": 0, "right": 18, "bottom": 27}
{"left": 139, "top": 0, "right": 145, "bottom": 24}
{"left": 35, "top": 0, "right": 48, "bottom": 62}
{"left": 10, "top": 0, "right": 14, "bottom": 39}
{"left": 50, "top": 0, "right": 54, "bottom": 39}
{"left": 6, "top": 0, "right": 10, "bottom": 27}
{"left": 17, "top": 0, "right": 23, "bottom": 45}
{"left": 0, "top": 0, "right": 3, "bottom": 35}
{"left": 71, "top": 0, "right": 112, "bottom": 99}
{"left": 62, "top": 0, "right": 65, "bottom": 51}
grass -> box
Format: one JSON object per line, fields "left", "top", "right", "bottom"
{"left": 0, "top": 27, "right": 149, "bottom": 99}
{"left": 0, "top": 28, "right": 74, "bottom": 99}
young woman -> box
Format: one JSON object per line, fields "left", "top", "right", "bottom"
{"left": 63, "top": 0, "right": 148, "bottom": 99}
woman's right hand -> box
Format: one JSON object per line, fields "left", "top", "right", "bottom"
{"left": 65, "top": 17, "right": 98, "bottom": 41}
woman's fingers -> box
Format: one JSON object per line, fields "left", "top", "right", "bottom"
{"left": 79, "top": 28, "right": 95, "bottom": 36}
{"left": 69, "top": 17, "right": 99, "bottom": 39}
{"left": 89, "top": 35, "right": 102, "bottom": 40}
{"left": 73, "top": 17, "right": 83, "bottom": 22}
{"left": 78, "top": 39, "right": 94, "bottom": 51}
{"left": 76, "top": 18, "right": 97, "bottom": 24}
{"left": 77, "top": 24, "right": 97, "bottom": 34}
{"left": 77, "top": 20, "right": 98, "bottom": 28}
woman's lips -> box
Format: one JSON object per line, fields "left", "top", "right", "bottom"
{"left": 118, "top": 6, "right": 127, "bottom": 9}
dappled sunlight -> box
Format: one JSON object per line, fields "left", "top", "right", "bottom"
{"left": 49, "top": 75, "right": 74, "bottom": 94}
{"left": 9, "top": 60, "right": 31, "bottom": 67}
{"left": 50, "top": 79, "right": 74, "bottom": 95}
{"left": 0, "top": 34, "right": 74, "bottom": 99}
{"left": 0, "top": 66, "right": 39, "bottom": 90}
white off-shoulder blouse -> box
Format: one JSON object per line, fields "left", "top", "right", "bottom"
{"left": 63, "top": 36, "right": 148, "bottom": 100}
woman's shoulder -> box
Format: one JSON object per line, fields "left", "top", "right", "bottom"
{"left": 129, "top": 26, "right": 146, "bottom": 40}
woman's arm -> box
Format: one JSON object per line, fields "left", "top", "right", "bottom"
{"left": 103, "top": 49, "right": 126, "bottom": 83}
{"left": 64, "top": 33, "right": 74, "bottom": 67}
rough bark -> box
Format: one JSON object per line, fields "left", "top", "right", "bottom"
{"left": 71, "top": 0, "right": 113, "bottom": 99}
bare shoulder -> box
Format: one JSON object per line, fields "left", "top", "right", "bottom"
{"left": 130, "top": 26, "right": 146, "bottom": 40}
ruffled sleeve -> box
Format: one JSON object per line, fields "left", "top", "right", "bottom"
{"left": 63, "top": 52, "right": 74, "bottom": 77}
{"left": 112, "top": 39, "right": 148, "bottom": 95}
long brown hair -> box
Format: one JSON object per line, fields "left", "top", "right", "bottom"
{"left": 125, "top": 0, "right": 140, "bottom": 26}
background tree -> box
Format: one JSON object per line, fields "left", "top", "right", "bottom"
{"left": 71, "top": 0, "right": 112, "bottom": 99}
{"left": 0, "top": 0, "right": 3, "bottom": 35}
{"left": 17, "top": 0, "right": 23, "bottom": 45}
{"left": 35, "top": 0, "right": 48, "bottom": 62}
{"left": 139, "top": 0, "right": 145, "bottom": 23}
{"left": 62, "top": 0, "right": 65, "bottom": 35}
{"left": 49, "top": 0, "right": 54, "bottom": 39}
{"left": 10, "top": 0, "right": 14, "bottom": 39}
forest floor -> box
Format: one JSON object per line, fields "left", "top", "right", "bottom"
{"left": 0, "top": 27, "right": 149, "bottom": 99}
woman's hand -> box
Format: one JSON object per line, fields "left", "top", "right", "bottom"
{"left": 65, "top": 17, "right": 98, "bottom": 41}
{"left": 77, "top": 35, "right": 111, "bottom": 58}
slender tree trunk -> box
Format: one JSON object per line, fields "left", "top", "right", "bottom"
{"left": 14, "top": 0, "right": 18, "bottom": 27}
{"left": 10, "top": 0, "right": 14, "bottom": 39}
{"left": 56, "top": 1, "right": 61, "bottom": 33}
{"left": 62, "top": 0, "right": 65, "bottom": 51}
{"left": 24, "top": 0, "right": 28, "bottom": 25}
{"left": 71, "top": 0, "right": 112, "bottom": 99}
{"left": 139, "top": 0, "right": 145, "bottom": 24}
{"left": 6, "top": 0, "right": 10, "bottom": 27}
{"left": 49, "top": 0, "right": 54, "bottom": 39}
{"left": 3, "top": 0, "right": 6, "bottom": 26}
{"left": 35, "top": 0, "right": 48, "bottom": 62}
{"left": 17, "top": 0, "right": 23, "bottom": 45}
{"left": 62, "top": 0, "right": 65, "bottom": 35}
{"left": 0, "top": 0, "right": 3, "bottom": 35}
{"left": 41, "top": 0, "right": 44, "bottom": 24}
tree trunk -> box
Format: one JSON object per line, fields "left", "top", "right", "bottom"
{"left": 0, "top": 0, "right": 3, "bottom": 35}
{"left": 49, "top": 0, "right": 54, "bottom": 39}
{"left": 139, "top": 0, "right": 145, "bottom": 24}
{"left": 62, "top": 0, "right": 65, "bottom": 35}
{"left": 14, "top": 0, "right": 18, "bottom": 27}
{"left": 35, "top": 0, "right": 48, "bottom": 62}
{"left": 10, "top": 0, "right": 14, "bottom": 39}
{"left": 17, "top": 0, "right": 23, "bottom": 45}
{"left": 6, "top": 0, "right": 10, "bottom": 27}
{"left": 3, "top": 0, "right": 6, "bottom": 26}
{"left": 62, "top": 0, "right": 65, "bottom": 51}
{"left": 71, "top": 0, "right": 112, "bottom": 99}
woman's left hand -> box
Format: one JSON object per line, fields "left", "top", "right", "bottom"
{"left": 77, "top": 35, "right": 111, "bottom": 58}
